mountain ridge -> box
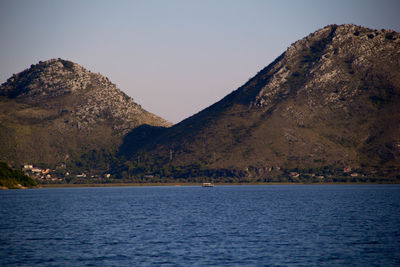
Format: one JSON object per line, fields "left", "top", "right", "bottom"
{"left": 1, "top": 24, "right": 399, "bottom": 183}
{"left": 0, "top": 58, "right": 171, "bottom": 174}
{"left": 117, "top": 24, "right": 400, "bottom": 182}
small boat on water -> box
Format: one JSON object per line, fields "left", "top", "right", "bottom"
{"left": 202, "top": 182, "right": 214, "bottom": 187}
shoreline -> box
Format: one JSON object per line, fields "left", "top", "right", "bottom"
{"left": 37, "top": 182, "right": 400, "bottom": 189}
{"left": 2, "top": 181, "right": 399, "bottom": 190}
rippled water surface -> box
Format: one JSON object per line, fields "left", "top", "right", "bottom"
{"left": 1, "top": 185, "right": 400, "bottom": 266}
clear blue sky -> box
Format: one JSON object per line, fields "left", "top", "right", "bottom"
{"left": 1, "top": 0, "right": 399, "bottom": 123}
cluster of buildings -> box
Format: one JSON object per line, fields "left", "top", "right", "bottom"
{"left": 22, "top": 165, "right": 63, "bottom": 182}
{"left": 22, "top": 164, "right": 112, "bottom": 182}
{"left": 288, "top": 166, "right": 362, "bottom": 181}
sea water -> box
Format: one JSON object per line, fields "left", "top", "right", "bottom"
{"left": 1, "top": 185, "right": 400, "bottom": 266}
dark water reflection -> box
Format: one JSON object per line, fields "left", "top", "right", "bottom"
{"left": 1, "top": 185, "right": 400, "bottom": 266}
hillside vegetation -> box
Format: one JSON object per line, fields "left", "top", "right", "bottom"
{"left": 0, "top": 162, "right": 37, "bottom": 189}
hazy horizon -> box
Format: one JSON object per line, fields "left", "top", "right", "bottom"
{"left": 1, "top": 0, "right": 399, "bottom": 123}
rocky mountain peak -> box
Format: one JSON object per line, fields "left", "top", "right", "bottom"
{"left": 0, "top": 58, "right": 171, "bottom": 133}
{"left": 251, "top": 24, "right": 400, "bottom": 109}
{"left": 1, "top": 58, "right": 90, "bottom": 99}
{"left": 0, "top": 58, "right": 171, "bottom": 168}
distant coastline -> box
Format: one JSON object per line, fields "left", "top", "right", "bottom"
{"left": 37, "top": 181, "right": 400, "bottom": 189}
{"left": 2, "top": 180, "right": 398, "bottom": 190}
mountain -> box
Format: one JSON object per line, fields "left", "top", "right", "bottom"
{"left": 118, "top": 24, "right": 400, "bottom": 182}
{"left": 0, "top": 59, "right": 171, "bottom": 174}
